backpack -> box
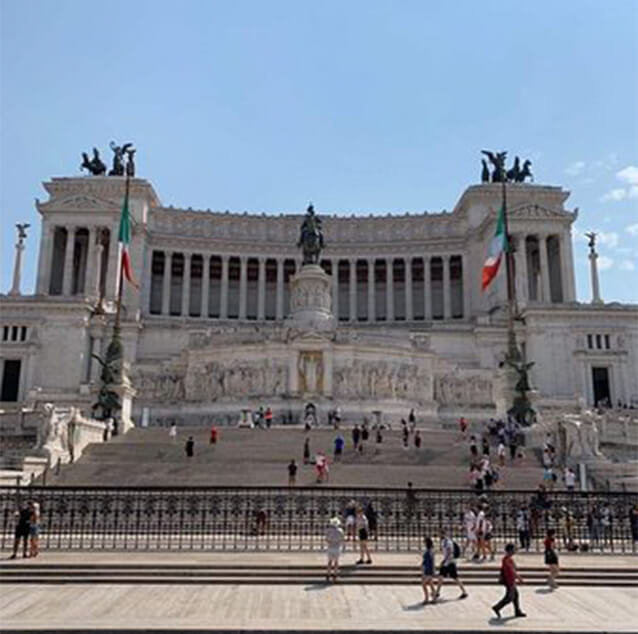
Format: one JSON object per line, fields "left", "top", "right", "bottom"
{"left": 452, "top": 541, "right": 461, "bottom": 559}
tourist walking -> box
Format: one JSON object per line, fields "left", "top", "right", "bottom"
{"left": 303, "top": 437, "right": 310, "bottom": 464}
{"left": 287, "top": 459, "right": 297, "bottom": 486}
{"left": 360, "top": 424, "right": 369, "bottom": 452}
{"left": 29, "top": 501, "right": 40, "bottom": 558}
{"left": 185, "top": 436, "right": 194, "bottom": 458}
{"left": 421, "top": 537, "right": 436, "bottom": 604}
{"left": 492, "top": 543, "right": 526, "bottom": 619}
{"left": 433, "top": 529, "right": 467, "bottom": 600}
{"left": 325, "top": 516, "right": 345, "bottom": 582}
{"left": 334, "top": 433, "right": 345, "bottom": 461}
{"left": 629, "top": 504, "right": 638, "bottom": 552}
{"left": 10, "top": 501, "right": 31, "bottom": 559}
{"left": 364, "top": 500, "right": 378, "bottom": 540}
{"left": 352, "top": 425, "right": 361, "bottom": 451}
{"left": 169, "top": 421, "right": 177, "bottom": 441}
{"left": 462, "top": 505, "right": 477, "bottom": 560}
{"left": 564, "top": 467, "right": 576, "bottom": 492}
{"left": 544, "top": 528, "right": 560, "bottom": 588}
{"left": 344, "top": 499, "right": 357, "bottom": 541}
{"left": 516, "top": 507, "right": 531, "bottom": 551}
{"left": 265, "top": 407, "right": 273, "bottom": 429}
{"left": 355, "top": 507, "right": 372, "bottom": 564}
{"left": 414, "top": 430, "right": 422, "bottom": 449}
{"left": 209, "top": 424, "right": 218, "bottom": 445}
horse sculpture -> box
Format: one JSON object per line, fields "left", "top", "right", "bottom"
{"left": 297, "top": 204, "right": 325, "bottom": 265}
{"left": 80, "top": 148, "right": 107, "bottom": 175}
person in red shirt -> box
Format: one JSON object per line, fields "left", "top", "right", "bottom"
{"left": 492, "top": 543, "right": 526, "bottom": 619}
{"left": 209, "top": 425, "right": 218, "bottom": 445}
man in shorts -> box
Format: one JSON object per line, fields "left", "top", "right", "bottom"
{"left": 433, "top": 529, "right": 468, "bottom": 600}
{"left": 325, "top": 517, "right": 345, "bottom": 582}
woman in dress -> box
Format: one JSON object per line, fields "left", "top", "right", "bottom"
{"left": 544, "top": 528, "right": 560, "bottom": 588}
{"left": 355, "top": 507, "right": 372, "bottom": 564}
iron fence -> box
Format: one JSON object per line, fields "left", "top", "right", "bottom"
{"left": 1, "top": 486, "right": 636, "bottom": 553}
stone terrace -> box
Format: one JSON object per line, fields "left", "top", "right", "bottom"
{"left": 42, "top": 426, "right": 545, "bottom": 488}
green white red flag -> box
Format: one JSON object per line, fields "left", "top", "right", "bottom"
{"left": 118, "top": 194, "right": 137, "bottom": 288}
{"left": 481, "top": 205, "right": 508, "bottom": 291}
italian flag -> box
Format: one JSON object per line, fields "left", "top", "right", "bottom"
{"left": 481, "top": 205, "right": 508, "bottom": 291}
{"left": 118, "top": 194, "right": 137, "bottom": 288}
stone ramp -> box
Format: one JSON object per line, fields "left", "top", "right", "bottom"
{"left": 42, "top": 426, "right": 545, "bottom": 488}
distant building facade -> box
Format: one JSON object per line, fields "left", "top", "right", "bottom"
{"left": 1, "top": 175, "right": 636, "bottom": 423}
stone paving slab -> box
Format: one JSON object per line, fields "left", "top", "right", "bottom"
{"left": 0, "top": 583, "right": 636, "bottom": 632}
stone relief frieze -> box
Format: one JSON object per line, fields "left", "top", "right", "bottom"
{"left": 133, "top": 368, "right": 186, "bottom": 404}
{"left": 434, "top": 373, "right": 494, "bottom": 407}
{"left": 290, "top": 280, "right": 331, "bottom": 311}
{"left": 333, "top": 360, "right": 430, "bottom": 402}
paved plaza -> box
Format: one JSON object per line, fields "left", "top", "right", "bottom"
{"left": 1, "top": 552, "right": 636, "bottom": 632}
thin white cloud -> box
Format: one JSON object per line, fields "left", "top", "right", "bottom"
{"left": 626, "top": 223, "right": 638, "bottom": 236}
{"left": 630, "top": 186, "right": 638, "bottom": 199}
{"left": 617, "top": 165, "right": 638, "bottom": 186}
{"left": 601, "top": 188, "right": 627, "bottom": 202}
{"left": 565, "top": 161, "right": 586, "bottom": 176}
{"left": 598, "top": 255, "right": 613, "bottom": 271}
{"left": 619, "top": 260, "right": 636, "bottom": 272}
{"left": 597, "top": 231, "right": 619, "bottom": 248}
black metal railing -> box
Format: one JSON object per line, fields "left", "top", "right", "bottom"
{"left": 1, "top": 486, "right": 636, "bottom": 553}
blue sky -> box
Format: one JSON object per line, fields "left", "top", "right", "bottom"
{"left": 1, "top": 0, "right": 636, "bottom": 302}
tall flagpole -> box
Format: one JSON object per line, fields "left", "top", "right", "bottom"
{"left": 113, "top": 168, "right": 131, "bottom": 334}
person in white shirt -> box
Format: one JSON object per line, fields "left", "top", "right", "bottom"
{"left": 433, "top": 529, "right": 468, "bottom": 601}
{"left": 325, "top": 517, "right": 345, "bottom": 582}
{"left": 497, "top": 442, "right": 506, "bottom": 467}
{"left": 462, "top": 506, "right": 478, "bottom": 560}
{"left": 564, "top": 467, "right": 576, "bottom": 492}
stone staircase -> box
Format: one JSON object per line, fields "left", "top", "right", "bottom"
{"left": 42, "top": 425, "right": 545, "bottom": 488}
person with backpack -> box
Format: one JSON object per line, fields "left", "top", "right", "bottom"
{"left": 433, "top": 529, "right": 468, "bottom": 601}
{"left": 492, "top": 543, "right": 526, "bottom": 619}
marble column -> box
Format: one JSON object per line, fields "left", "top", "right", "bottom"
{"left": 141, "top": 244, "right": 153, "bottom": 315}
{"left": 201, "top": 254, "right": 210, "bottom": 318}
{"left": 405, "top": 256, "right": 413, "bottom": 321}
{"left": 349, "top": 258, "right": 357, "bottom": 322}
{"left": 539, "top": 235, "right": 551, "bottom": 303}
{"left": 238, "top": 256, "right": 248, "bottom": 319}
{"left": 563, "top": 231, "right": 576, "bottom": 302}
{"left": 386, "top": 257, "right": 394, "bottom": 322}
{"left": 515, "top": 235, "right": 528, "bottom": 307}
{"left": 62, "top": 226, "right": 75, "bottom": 296}
{"left": 94, "top": 237, "right": 105, "bottom": 298}
{"left": 36, "top": 223, "right": 53, "bottom": 295}
{"left": 275, "top": 258, "right": 284, "bottom": 319}
{"left": 220, "top": 255, "right": 230, "bottom": 319}
{"left": 367, "top": 257, "right": 375, "bottom": 322}
{"left": 84, "top": 227, "right": 96, "bottom": 297}
{"left": 589, "top": 248, "right": 603, "bottom": 304}
{"left": 181, "top": 253, "right": 191, "bottom": 317}
{"left": 557, "top": 233, "right": 569, "bottom": 303}
{"left": 161, "top": 251, "right": 172, "bottom": 315}
{"left": 9, "top": 236, "right": 26, "bottom": 296}
{"left": 104, "top": 229, "right": 119, "bottom": 301}
{"left": 424, "top": 256, "right": 432, "bottom": 320}
{"left": 442, "top": 255, "right": 451, "bottom": 320}
{"left": 462, "top": 253, "right": 471, "bottom": 321}
{"left": 331, "top": 259, "right": 339, "bottom": 320}
{"left": 257, "top": 257, "right": 266, "bottom": 320}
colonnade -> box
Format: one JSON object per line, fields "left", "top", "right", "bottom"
{"left": 148, "top": 250, "right": 471, "bottom": 322}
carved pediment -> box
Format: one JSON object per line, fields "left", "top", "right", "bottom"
{"left": 507, "top": 203, "right": 573, "bottom": 220}
{"left": 37, "top": 194, "right": 119, "bottom": 213}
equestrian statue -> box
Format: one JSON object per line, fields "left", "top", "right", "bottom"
{"left": 297, "top": 203, "right": 325, "bottom": 265}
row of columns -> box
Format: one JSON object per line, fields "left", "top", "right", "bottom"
{"left": 152, "top": 251, "right": 469, "bottom": 322}
{"left": 38, "top": 224, "right": 114, "bottom": 299}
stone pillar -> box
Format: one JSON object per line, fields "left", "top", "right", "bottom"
{"left": 442, "top": 254, "right": 451, "bottom": 320}
{"left": 349, "top": 258, "right": 357, "bottom": 322}
{"left": 589, "top": 248, "right": 603, "bottom": 304}
{"left": 405, "top": 256, "right": 413, "bottom": 321}
{"left": 36, "top": 223, "right": 53, "bottom": 295}
{"left": 276, "top": 258, "right": 284, "bottom": 319}
{"left": 181, "top": 253, "right": 191, "bottom": 317}
{"left": 238, "top": 256, "right": 248, "bottom": 319}
{"left": 515, "top": 235, "right": 528, "bottom": 307}
{"left": 462, "top": 253, "right": 471, "bottom": 321}
{"left": 386, "top": 257, "right": 394, "bottom": 322}
{"left": 558, "top": 233, "right": 570, "bottom": 303}
{"left": 161, "top": 251, "right": 172, "bottom": 315}
{"left": 424, "top": 256, "right": 432, "bottom": 320}
{"left": 563, "top": 231, "right": 576, "bottom": 302}
{"left": 331, "top": 258, "right": 339, "bottom": 319}
{"left": 140, "top": 244, "right": 153, "bottom": 315}
{"left": 367, "top": 257, "right": 375, "bottom": 322}
{"left": 9, "top": 236, "right": 26, "bottom": 296}
{"left": 62, "top": 226, "right": 75, "bottom": 296}
{"left": 201, "top": 254, "right": 210, "bottom": 318}
{"left": 220, "top": 255, "right": 230, "bottom": 319}
{"left": 104, "top": 230, "right": 119, "bottom": 301}
{"left": 539, "top": 235, "right": 551, "bottom": 303}
{"left": 84, "top": 227, "right": 96, "bottom": 297}
{"left": 257, "top": 257, "right": 266, "bottom": 320}
{"left": 93, "top": 237, "right": 105, "bottom": 298}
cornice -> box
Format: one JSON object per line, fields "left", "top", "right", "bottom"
{"left": 42, "top": 177, "right": 161, "bottom": 206}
